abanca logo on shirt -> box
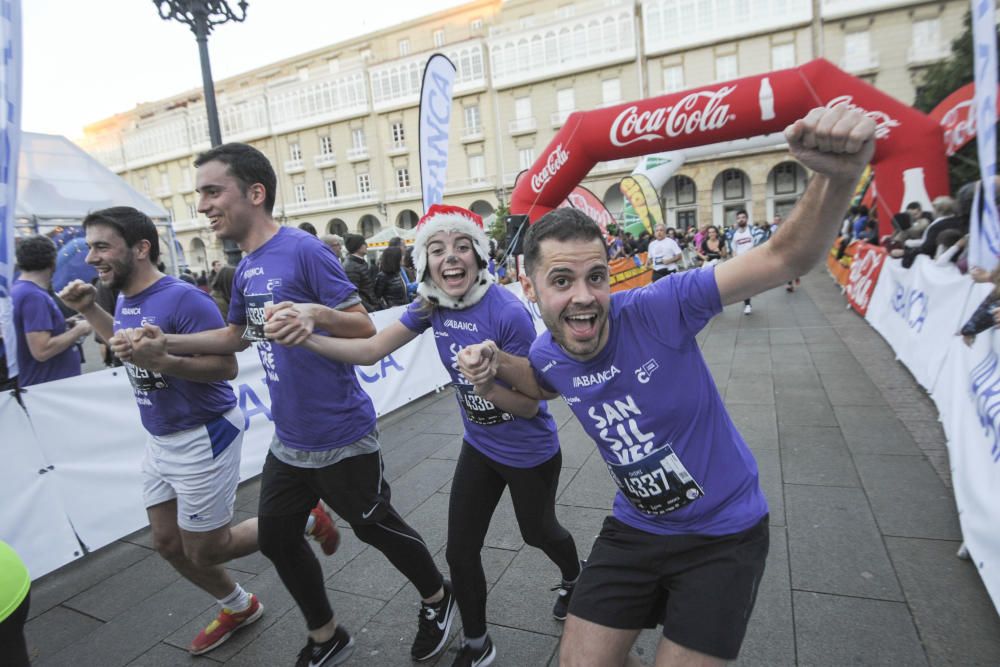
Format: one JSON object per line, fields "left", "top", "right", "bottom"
{"left": 243, "top": 267, "right": 265, "bottom": 279}
{"left": 573, "top": 365, "right": 621, "bottom": 388}
{"left": 443, "top": 319, "right": 478, "bottom": 332}
{"left": 121, "top": 307, "right": 141, "bottom": 315}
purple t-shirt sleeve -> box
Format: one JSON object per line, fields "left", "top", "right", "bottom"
{"left": 299, "top": 237, "right": 359, "bottom": 309}
{"left": 228, "top": 267, "right": 247, "bottom": 325}
{"left": 631, "top": 266, "right": 721, "bottom": 347}
{"left": 528, "top": 335, "right": 559, "bottom": 395}
{"left": 175, "top": 289, "right": 228, "bottom": 334}
{"left": 399, "top": 300, "right": 431, "bottom": 333}
{"left": 20, "top": 291, "right": 59, "bottom": 332}
{"left": 496, "top": 299, "right": 536, "bottom": 357}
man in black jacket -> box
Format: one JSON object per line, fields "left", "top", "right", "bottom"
{"left": 343, "top": 233, "right": 379, "bottom": 311}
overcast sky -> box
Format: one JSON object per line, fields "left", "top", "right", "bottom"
{"left": 23, "top": 0, "right": 468, "bottom": 139}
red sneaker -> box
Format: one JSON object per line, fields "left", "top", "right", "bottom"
{"left": 310, "top": 504, "right": 341, "bottom": 556}
{"left": 189, "top": 594, "right": 263, "bottom": 655}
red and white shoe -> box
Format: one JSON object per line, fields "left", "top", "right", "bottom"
{"left": 309, "top": 504, "right": 341, "bottom": 556}
{"left": 189, "top": 594, "right": 263, "bottom": 655}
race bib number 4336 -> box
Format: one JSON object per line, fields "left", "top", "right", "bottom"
{"left": 455, "top": 384, "right": 513, "bottom": 426}
{"left": 606, "top": 442, "right": 703, "bottom": 515}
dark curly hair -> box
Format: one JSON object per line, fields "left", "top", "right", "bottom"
{"left": 82, "top": 206, "right": 161, "bottom": 263}
{"left": 15, "top": 235, "right": 58, "bottom": 272}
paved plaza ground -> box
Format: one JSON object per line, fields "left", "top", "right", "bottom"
{"left": 22, "top": 267, "right": 1000, "bottom": 666}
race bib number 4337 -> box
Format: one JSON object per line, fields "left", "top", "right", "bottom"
{"left": 606, "top": 442, "right": 703, "bottom": 515}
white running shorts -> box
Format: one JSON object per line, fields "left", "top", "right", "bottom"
{"left": 141, "top": 406, "right": 245, "bottom": 532}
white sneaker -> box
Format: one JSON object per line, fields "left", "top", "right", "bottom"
{"left": 743, "top": 304, "right": 752, "bottom": 315}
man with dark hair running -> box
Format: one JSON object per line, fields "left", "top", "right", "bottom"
{"left": 120, "top": 143, "right": 453, "bottom": 667}
{"left": 459, "top": 107, "right": 877, "bottom": 666}
{"left": 59, "top": 206, "right": 280, "bottom": 655}
{"left": 11, "top": 235, "right": 90, "bottom": 387}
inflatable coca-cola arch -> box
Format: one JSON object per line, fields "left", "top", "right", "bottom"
{"left": 511, "top": 59, "right": 949, "bottom": 237}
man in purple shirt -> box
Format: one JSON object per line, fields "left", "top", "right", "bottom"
{"left": 59, "top": 207, "right": 266, "bottom": 656}
{"left": 145, "top": 143, "right": 451, "bottom": 667}
{"left": 459, "top": 107, "right": 877, "bottom": 666}
{"left": 11, "top": 236, "right": 89, "bottom": 387}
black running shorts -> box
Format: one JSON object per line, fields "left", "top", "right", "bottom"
{"left": 569, "top": 514, "right": 769, "bottom": 660}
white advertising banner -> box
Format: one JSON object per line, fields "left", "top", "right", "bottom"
{"left": 864, "top": 255, "right": 975, "bottom": 391}
{"left": 418, "top": 53, "right": 456, "bottom": 213}
{"left": 934, "top": 325, "right": 1000, "bottom": 612}
{"left": 21, "top": 365, "right": 160, "bottom": 554}
{"left": 968, "top": 0, "right": 999, "bottom": 272}
{"left": 8, "top": 303, "right": 450, "bottom": 578}
{"left": 0, "top": 392, "right": 82, "bottom": 578}
{"left": 0, "top": 0, "right": 22, "bottom": 378}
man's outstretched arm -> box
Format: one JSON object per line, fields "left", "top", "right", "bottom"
{"left": 715, "top": 106, "right": 877, "bottom": 305}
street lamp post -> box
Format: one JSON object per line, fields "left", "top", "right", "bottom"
{"left": 152, "top": 0, "right": 248, "bottom": 265}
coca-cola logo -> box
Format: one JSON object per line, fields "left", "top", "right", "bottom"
{"left": 940, "top": 100, "right": 976, "bottom": 156}
{"left": 531, "top": 144, "right": 570, "bottom": 194}
{"left": 564, "top": 192, "right": 614, "bottom": 229}
{"left": 846, "top": 245, "right": 886, "bottom": 314}
{"left": 610, "top": 86, "right": 737, "bottom": 147}
{"left": 826, "top": 95, "right": 901, "bottom": 139}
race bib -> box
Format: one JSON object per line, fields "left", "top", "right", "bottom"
{"left": 124, "top": 361, "right": 168, "bottom": 392}
{"left": 606, "top": 442, "right": 703, "bottom": 515}
{"left": 455, "top": 384, "right": 513, "bottom": 426}
{"left": 243, "top": 293, "right": 273, "bottom": 342}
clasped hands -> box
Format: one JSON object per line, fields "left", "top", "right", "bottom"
{"left": 457, "top": 340, "right": 500, "bottom": 397}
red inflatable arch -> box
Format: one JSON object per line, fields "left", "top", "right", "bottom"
{"left": 511, "top": 59, "right": 949, "bottom": 237}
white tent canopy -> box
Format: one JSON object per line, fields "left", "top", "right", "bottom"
{"left": 365, "top": 225, "right": 416, "bottom": 247}
{"left": 16, "top": 132, "right": 168, "bottom": 224}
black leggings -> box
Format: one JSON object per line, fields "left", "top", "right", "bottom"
{"left": 446, "top": 443, "right": 580, "bottom": 638}
{"left": 257, "top": 450, "right": 442, "bottom": 630}
{"left": 0, "top": 592, "right": 30, "bottom": 667}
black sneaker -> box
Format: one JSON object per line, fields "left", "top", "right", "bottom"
{"left": 452, "top": 635, "right": 496, "bottom": 667}
{"left": 295, "top": 624, "right": 354, "bottom": 667}
{"left": 411, "top": 581, "right": 457, "bottom": 661}
{"left": 552, "top": 561, "right": 585, "bottom": 621}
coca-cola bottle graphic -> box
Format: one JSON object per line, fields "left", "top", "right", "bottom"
{"left": 758, "top": 77, "right": 775, "bottom": 121}
{"left": 900, "top": 167, "right": 933, "bottom": 213}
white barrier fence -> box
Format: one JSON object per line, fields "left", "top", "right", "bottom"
{"left": 864, "top": 255, "right": 1000, "bottom": 613}
{"left": 1, "top": 304, "right": 452, "bottom": 580}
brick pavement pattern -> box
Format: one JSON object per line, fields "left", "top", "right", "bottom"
{"left": 23, "top": 267, "right": 1000, "bottom": 666}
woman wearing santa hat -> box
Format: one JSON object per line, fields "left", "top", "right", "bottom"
{"left": 278, "top": 204, "right": 582, "bottom": 667}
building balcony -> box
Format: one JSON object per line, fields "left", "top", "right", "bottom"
{"left": 283, "top": 191, "right": 379, "bottom": 216}
{"left": 386, "top": 186, "right": 419, "bottom": 201}
{"left": 907, "top": 44, "right": 950, "bottom": 66}
{"left": 840, "top": 52, "right": 880, "bottom": 74}
{"left": 346, "top": 146, "right": 369, "bottom": 161}
{"left": 489, "top": 2, "right": 637, "bottom": 88}
{"left": 369, "top": 39, "right": 487, "bottom": 111}
{"left": 508, "top": 117, "right": 537, "bottom": 135}
{"left": 597, "top": 99, "right": 623, "bottom": 109}
{"left": 643, "top": 0, "right": 812, "bottom": 56}
{"left": 590, "top": 158, "right": 633, "bottom": 174}
{"left": 386, "top": 140, "right": 408, "bottom": 156}
{"left": 171, "top": 217, "right": 207, "bottom": 233}
{"left": 284, "top": 158, "right": 305, "bottom": 174}
{"left": 551, "top": 110, "right": 573, "bottom": 127}
{"left": 461, "top": 125, "right": 484, "bottom": 142}
{"left": 821, "top": 0, "right": 912, "bottom": 19}
{"left": 446, "top": 175, "right": 493, "bottom": 193}
{"left": 154, "top": 185, "right": 172, "bottom": 198}
{"left": 314, "top": 152, "right": 337, "bottom": 167}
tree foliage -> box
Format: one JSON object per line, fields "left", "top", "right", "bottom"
{"left": 912, "top": 10, "right": 1000, "bottom": 193}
